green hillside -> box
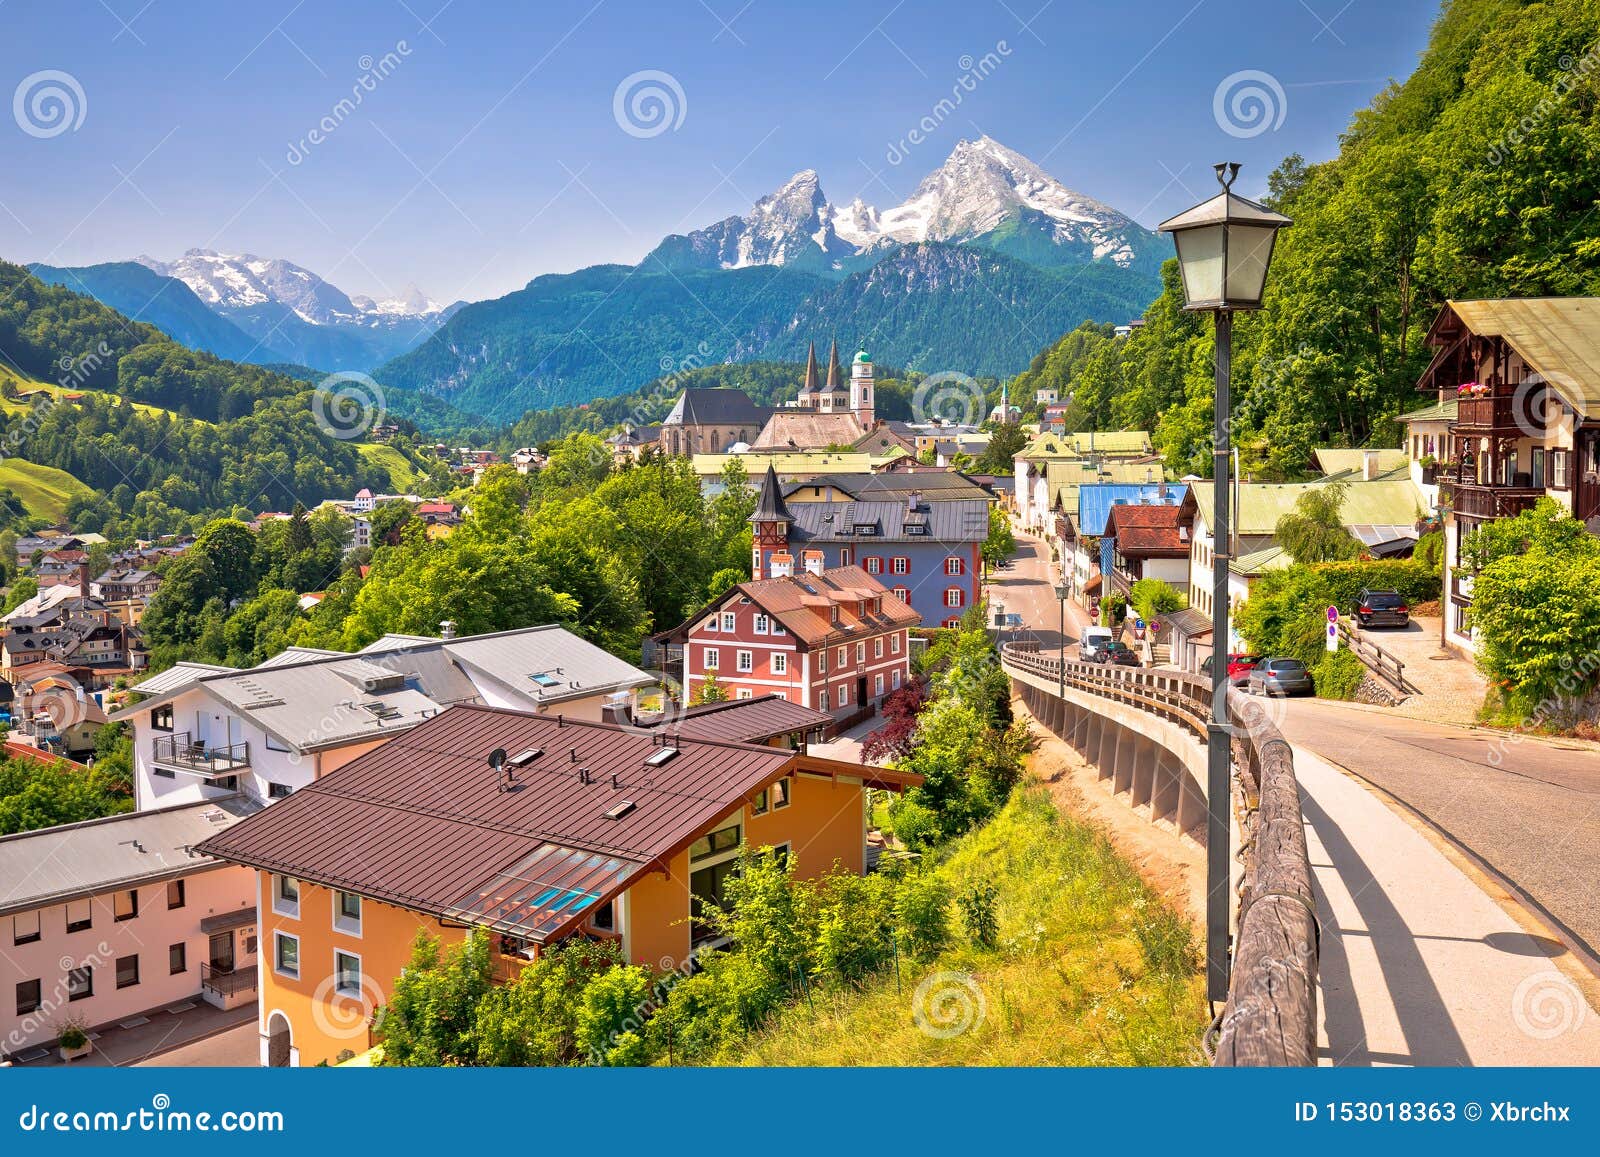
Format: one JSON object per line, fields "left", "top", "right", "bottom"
{"left": 0, "top": 459, "right": 94, "bottom": 523}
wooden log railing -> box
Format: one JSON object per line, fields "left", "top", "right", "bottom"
{"left": 1000, "top": 642, "right": 1318, "bottom": 1067}
{"left": 1336, "top": 621, "right": 1412, "bottom": 695}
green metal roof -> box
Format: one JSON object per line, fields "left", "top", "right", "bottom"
{"left": 1190, "top": 479, "right": 1425, "bottom": 537}
{"left": 1394, "top": 398, "right": 1458, "bottom": 423}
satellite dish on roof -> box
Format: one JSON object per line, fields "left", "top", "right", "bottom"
{"left": 488, "top": 747, "right": 507, "bottom": 770}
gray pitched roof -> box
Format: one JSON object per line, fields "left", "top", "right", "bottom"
{"left": 787, "top": 498, "right": 990, "bottom": 546}
{"left": 0, "top": 796, "right": 261, "bottom": 917}
{"left": 663, "top": 388, "right": 770, "bottom": 427}
{"left": 115, "top": 625, "right": 652, "bottom": 751}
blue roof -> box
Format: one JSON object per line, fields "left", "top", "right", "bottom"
{"left": 1078, "top": 482, "right": 1188, "bottom": 537}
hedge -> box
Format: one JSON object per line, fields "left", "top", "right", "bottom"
{"left": 1308, "top": 558, "right": 1440, "bottom": 611}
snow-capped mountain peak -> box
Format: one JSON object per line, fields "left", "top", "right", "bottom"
{"left": 648, "top": 137, "right": 1158, "bottom": 274}
{"left": 135, "top": 249, "right": 446, "bottom": 324}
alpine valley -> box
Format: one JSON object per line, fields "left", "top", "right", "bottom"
{"left": 33, "top": 138, "right": 1166, "bottom": 425}
{"left": 379, "top": 137, "right": 1169, "bottom": 421}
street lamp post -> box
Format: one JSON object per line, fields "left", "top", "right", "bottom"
{"left": 1054, "top": 580, "right": 1071, "bottom": 698}
{"left": 1159, "top": 163, "right": 1291, "bottom": 1003}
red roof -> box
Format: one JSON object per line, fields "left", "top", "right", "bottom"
{"left": 1105, "top": 503, "right": 1190, "bottom": 557}
{"left": 197, "top": 705, "right": 795, "bottom": 941}
{"left": 688, "top": 565, "right": 918, "bottom": 649}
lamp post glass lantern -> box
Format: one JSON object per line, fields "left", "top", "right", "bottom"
{"left": 1158, "top": 162, "right": 1290, "bottom": 1004}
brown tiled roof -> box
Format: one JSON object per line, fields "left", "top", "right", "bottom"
{"left": 752, "top": 411, "right": 866, "bottom": 451}
{"left": 1105, "top": 503, "right": 1190, "bottom": 557}
{"left": 668, "top": 694, "right": 832, "bottom": 745}
{"left": 718, "top": 565, "right": 919, "bottom": 649}
{"left": 196, "top": 704, "right": 798, "bottom": 941}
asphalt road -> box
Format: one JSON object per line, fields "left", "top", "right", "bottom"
{"left": 995, "top": 525, "right": 1600, "bottom": 970}
{"left": 1277, "top": 698, "right": 1600, "bottom": 966}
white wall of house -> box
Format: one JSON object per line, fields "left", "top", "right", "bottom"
{"left": 1, "top": 864, "right": 256, "bottom": 1053}
{"left": 133, "top": 689, "right": 321, "bottom": 811}
{"left": 1139, "top": 557, "right": 1190, "bottom": 589}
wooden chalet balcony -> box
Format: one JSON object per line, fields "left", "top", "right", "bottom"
{"left": 1449, "top": 483, "right": 1544, "bottom": 521}
{"left": 152, "top": 731, "right": 251, "bottom": 776}
{"left": 1454, "top": 392, "right": 1527, "bottom": 432}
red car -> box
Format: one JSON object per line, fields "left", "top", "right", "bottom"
{"left": 1203, "top": 653, "right": 1264, "bottom": 687}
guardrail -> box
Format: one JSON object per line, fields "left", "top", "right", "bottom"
{"left": 201, "top": 962, "right": 256, "bottom": 997}
{"left": 1000, "top": 641, "right": 1318, "bottom": 1067}
{"left": 1336, "top": 621, "right": 1412, "bottom": 694}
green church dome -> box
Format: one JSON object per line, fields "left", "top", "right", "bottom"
{"left": 853, "top": 349, "right": 870, "bottom": 364}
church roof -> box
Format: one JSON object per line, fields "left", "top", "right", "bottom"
{"left": 800, "top": 344, "right": 819, "bottom": 395}
{"left": 826, "top": 340, "right": 841, "bottom": 388}
{"left": 752, "top": 411, "right": 868, "bottom": 451}
{"left": 663, "top": 388, "right": 769, "bottom": 427}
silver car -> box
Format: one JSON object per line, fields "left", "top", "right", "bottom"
{"left": 1247, "top": 658, "right": 1314, "bottom": 697}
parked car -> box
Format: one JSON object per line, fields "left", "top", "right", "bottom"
{"left": 1247, "top": 658, "right": 1315, "bottom": 697}
{"left": 1094, "top": 641, "right": 1141, "bottom": 667}
{"left": 1201, "top": 652, "right": 1263, "bottom": 687}
{"left": 1078, "top": 625, "right": 1114, "bottom": 661}
{"left": 1355, "top": 588, "right": 1410, "bottom": 628}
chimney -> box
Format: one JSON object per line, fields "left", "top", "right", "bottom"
{"left": 601, "top": 692, "right": 632, "bottom": 728}
{"left": 79, "top": 560, "right": 91, "bottom": 600}
{"left": 1362, "top": 449, "right": 1379, "bottom": 481}
{"left": 908, "top": 490, "right": 921, "bottom": 512}
{"left": 439, "top": 619, "right": 457, "bottom": 640}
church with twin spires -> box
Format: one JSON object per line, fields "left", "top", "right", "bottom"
{"left": 751, "top": 340, "right": 878, "bottom": 451}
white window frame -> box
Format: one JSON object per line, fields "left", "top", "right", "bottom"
{"left": 720, "top": 612, "right": 737, "bottom": 632}
{"left": 819, "top": 689, "right": 829, "bottom": 711}
{"left": 333, "top": 949, "right": 363, "bottom": 996}
{"left": 874, "top": 673, "right": 885, "bottom": 697}
{"left": 892, "top": 669, "right": 903, "bottom": 690}
{"left": 333, "top": 891, "right": 362, "bottom": 938}
{"left": 891, "top": 632, "right": 901, "bottom": 654}
{"left": 891, "top": 557, "right": 909, "bottom": 575}
{"left": 855, "top": 643, "right": 865, "bottom": 663}
{"left": 874, "top": 637, "right": 884, "bottom": 659}
{"left": 272, "top": 875, "right": 300, "bottom": 919}
{"left": 837, "top": 646, "right": 847, "bottom": 666}
{"left": 840, "top": 682, "right": 850, "bottom": 705}
{"left": 945, "top": 587, "right": 963, "bottom": 608}
{"left": 754, "top": 614, "right": 769, "bottom": 634}
{"left": 771, "top": 651, "right": 787, "bottom": 675}
{"left": 945, "top": 556, "right": 963, "bottom": 575}
{"left": 736, "top": 649, "right": 754, "bottom": 673}
{"left": 274, "top": 932, "right": 300, "bottom": 980}
{"left": 704, "top": 647, "right": 720, "bottom": 670}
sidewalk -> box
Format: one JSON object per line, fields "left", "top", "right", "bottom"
{"left": 13, "top": 1000, "right": 257, "bottom": 1068}
{"left": 1294, "top": 745, "right": 1600, "bottom": 1065}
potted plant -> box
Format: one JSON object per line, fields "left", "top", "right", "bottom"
{"left": 57, "top": 1016, "right": 91, "bottom": 1062}
{"left": 1418, "top": 453, "right": 1439, "bottom": 484}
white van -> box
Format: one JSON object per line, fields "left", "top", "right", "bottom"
{"left": 1077, "top": 626, "right": 1114, "bottom": 661}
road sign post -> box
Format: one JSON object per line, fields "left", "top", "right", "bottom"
{"left": 1326, "top": 606, "right": 1339, "bottom": 652}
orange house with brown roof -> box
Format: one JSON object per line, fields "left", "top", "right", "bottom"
{"left": 197, "top": 704, "right": 917, "bottom": 1066}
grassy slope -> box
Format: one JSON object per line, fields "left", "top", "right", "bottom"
{"left": 355, "top": 443, "right": 420, "bottom": 492}
{"left": 0, "top": 459, "right": 94, "bottom": 522}
{"left": 0, "top": 369, "right": 201, "bottom": 423}
{"left": 733, "top": 786, "right": 1206, "bottom": 1066}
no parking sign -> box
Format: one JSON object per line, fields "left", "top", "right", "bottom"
{"left": 1326, "top": 605, "right": 1339, "bottom": 652}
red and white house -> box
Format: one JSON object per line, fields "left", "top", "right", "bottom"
{"left": 672, "top": 565, "right": 917, "bottom": 728}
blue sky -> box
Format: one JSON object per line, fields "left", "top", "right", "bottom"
{"left": 1, "top": 0, "right": 1439, "bottom": 305}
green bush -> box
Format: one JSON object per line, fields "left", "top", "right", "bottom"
{"left": 1129, "top": 577, "right": 1185, "bottom": 625}
{"left": 895, "top": 871, "right": 952, "bottom": 961}
{"left": 957, "top": 878, "right": 999, "bottom": 948}
{"left": 1313, "top": 647, "right": 1366, "bottom": 700}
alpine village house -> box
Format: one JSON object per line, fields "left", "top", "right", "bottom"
{"left": 1416, "top": 299, "right": 1600, "bottom": 654}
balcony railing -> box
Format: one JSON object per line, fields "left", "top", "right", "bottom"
{"left": 152, "top": 731, "right": 251, "bottom": 775}
{"left": 1454, "top": 392, "right": 1526, "bottom": 431}
{"left": 201, "top": 963, "right": 256, "bottom": 997}
{"left": 1450, "top": 483, "right": 1544, "bottom": 521}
